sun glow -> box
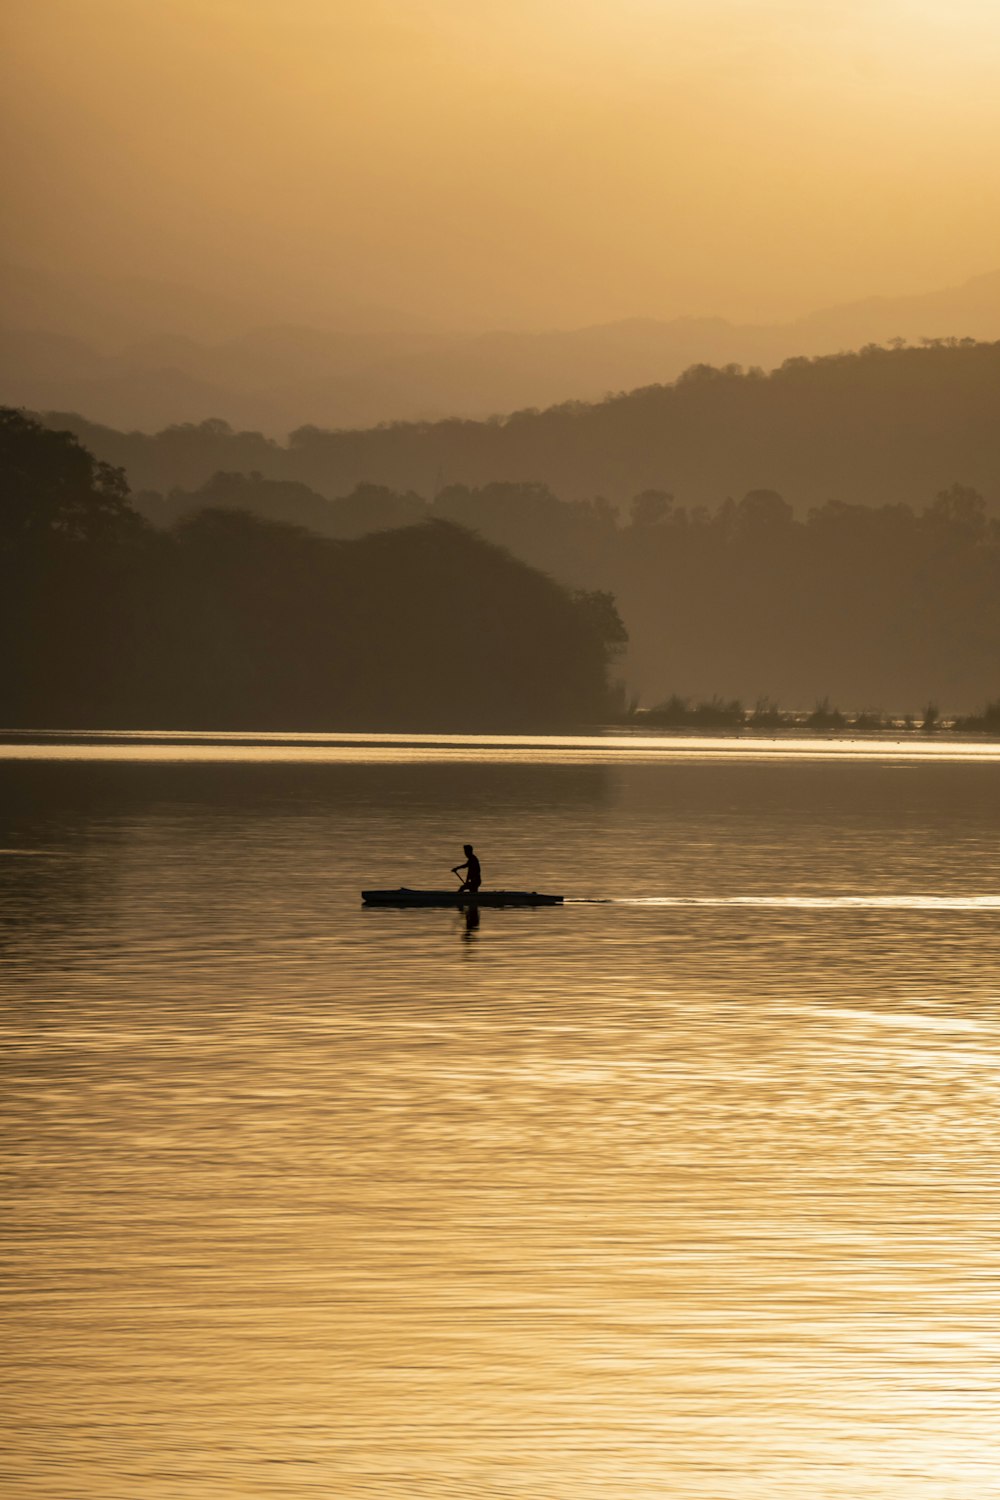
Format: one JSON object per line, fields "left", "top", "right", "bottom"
{"left": 3, "top": 0, "right": 999, "bottom": 327}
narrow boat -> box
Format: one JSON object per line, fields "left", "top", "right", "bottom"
{"left": 362, "top": 888, "right": 563, "bottom": 907}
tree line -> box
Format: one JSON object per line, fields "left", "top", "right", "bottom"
{"left": 637, "top": 696, "right": 1000, "bottom": 735}
{"left": 130, "top": 470, "right": 1000, "bottom": 714}
{"left": 42, "top": 340, "right": 1000, "bottom": 512}
{"left": 0, "top": 409, "right": 626, "bottom": 732}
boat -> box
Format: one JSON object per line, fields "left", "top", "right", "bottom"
{"left": 362, "top": 888, "right": 564, "bottom": 907}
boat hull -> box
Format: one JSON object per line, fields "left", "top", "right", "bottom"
{"left": 362, "top": 888, "right": 563, "bottom": 908}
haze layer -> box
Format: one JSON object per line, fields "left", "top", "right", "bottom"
{"left": 5, "top": 0, "right": 1000, "bottom": 334}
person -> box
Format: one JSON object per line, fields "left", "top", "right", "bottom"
{"left": 452, "top": 843, "right": 481, "bottom": 894}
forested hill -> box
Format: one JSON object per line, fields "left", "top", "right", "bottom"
{"left": 0, "top": 409, "right": 625, "bottom": 731}
{"left": 41, "top": 340, "right": 1000, "bottom": 511}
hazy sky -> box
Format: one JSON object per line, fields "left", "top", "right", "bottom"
{"left": 4, "top": 0, "right": 1000, "bottom": 330}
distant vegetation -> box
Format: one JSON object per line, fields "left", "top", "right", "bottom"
{"left": 3, "top": 407, "right": 996, "bottom": 733}
{"left": 126, "top": 476, "right": 1000, "bottom": 713}
{"left": 639, "top": 696, "right": 1000, "bottom": 736}
{"left": 40, "top": 341, "right": 1000, "bottom": 512}
{"left": 7, "top": 268, "right": 997, "bottom": 434}
{"left": 0, "top": 409, "right": 625, "bottom": 731}
{"left": 17, "top": 341, "right": 1000, "bottom": 715}
{"left": 954, "top": 700, "right": 1000, "bottom": 734}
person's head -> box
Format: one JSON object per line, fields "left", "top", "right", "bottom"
{"left": 463, "top": 844, "right": 474, "bottom": 856}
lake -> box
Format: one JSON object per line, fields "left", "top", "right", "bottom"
{"left": 2, "top": 732, "right": 998, "bottom": 1499}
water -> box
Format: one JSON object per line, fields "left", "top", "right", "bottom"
{"left": 2, "top": 734, "right": 999, "bottom": 1499}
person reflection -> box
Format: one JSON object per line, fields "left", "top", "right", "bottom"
{"left": 462, "top": 903, "right": 480, "bottom": 939}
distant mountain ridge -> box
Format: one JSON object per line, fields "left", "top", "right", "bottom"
{"left": 2, "top": 266, "right": 998, "bottom": 434}
{"left": 42, "top": 340, "right": 1000, "bottom": 518}
{"left": 19, "top": 340, "right": 999, "bottom": 713}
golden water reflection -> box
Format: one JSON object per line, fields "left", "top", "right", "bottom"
{"left": 2, "top": 743, "right": 999, "bottom": 1497}
{"left": 3, "top": 727, "right": 1000, "bottom": 764}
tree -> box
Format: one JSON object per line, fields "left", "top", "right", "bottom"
{"left": 925, "top": 484, "right": 987, "bottom": 545}
{"left": 629, "top": 489, "right": 672, "bottom": 527}
{"left": 0, "top": 407, "right": 139, "bottom": 547}
{"left": 571, "top": 589, "right": 628, "bottom": 662}
{"left": 734, "top": 489, "right": 793, "bottom": 539}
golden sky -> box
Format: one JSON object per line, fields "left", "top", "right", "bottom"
{"left": 4, "top": 0, "right": 1000, "bottom": 328}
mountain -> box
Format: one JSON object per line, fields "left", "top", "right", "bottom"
{"left": 791, "top": 273, "right": 1000, "bottom": 349}
{"left": 40, "top": 339, "right": 1000, "bottom": 518}
{"left": 3, "top": 269, "right": 999, "bottom": 434}
{"left": 21, "top": 342, "right": 998, "bottom": 714}
{"left": 316, "top": 271, "right": 1000, "bottom": 427}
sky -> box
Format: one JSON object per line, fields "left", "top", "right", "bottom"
{"left": 3, "top": 0, "right": 1000, "bottom": 331}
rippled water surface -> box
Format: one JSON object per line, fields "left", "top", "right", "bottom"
{"left": 2, "top": 734, "right": 999, "bottom": 1499}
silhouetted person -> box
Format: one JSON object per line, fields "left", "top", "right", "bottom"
{"left": 452, "top": 843, "right": 481, "bottom": 894}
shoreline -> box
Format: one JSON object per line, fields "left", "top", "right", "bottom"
{"left": 1, "top": 722, "right": 998, "bottom": 744}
